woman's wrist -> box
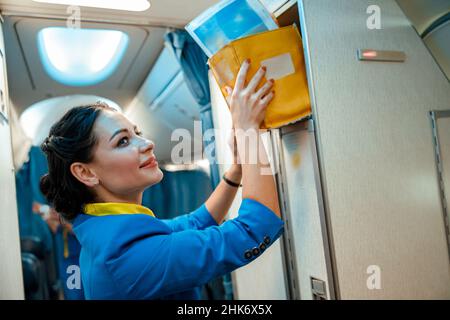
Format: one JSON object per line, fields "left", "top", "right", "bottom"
{"left": 226, "top": 164, "right": 242, "bottom": 183}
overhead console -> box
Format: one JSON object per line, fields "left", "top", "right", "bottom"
{"left": 397, "top": 0, "right": 450, "bottom": 80}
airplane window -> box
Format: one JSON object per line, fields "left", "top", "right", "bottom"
{"left": 37, "top": 27, "right": 129, "bottom": 86}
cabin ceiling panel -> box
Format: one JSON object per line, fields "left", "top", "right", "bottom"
{"left": 396, "top": 0, "right": 450, "bottom": 35}
{"left": 0, "top": 0, "right": 220, "bottom": 27}
{"left": 3, "top": 15, "right": 168, "bottom": 114}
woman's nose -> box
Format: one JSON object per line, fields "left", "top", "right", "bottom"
{"left": 139, "top": 138, "right": 154, "bottom": 153}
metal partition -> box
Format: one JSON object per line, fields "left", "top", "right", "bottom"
{"left": 0, "top": 21, "right": 24, "bottom": 299}
{"left": 430, "top": 110, "right": 450, "bottom": 258}
{"left": 298, "top": 0, "right": 450, "bottom": 298}
{"left": 271, "top": 119, "right": 336, "bottom": 300}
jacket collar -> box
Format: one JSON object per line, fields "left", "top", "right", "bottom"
{"left": 83, "top": 202, "right": 155, "bottom": 218}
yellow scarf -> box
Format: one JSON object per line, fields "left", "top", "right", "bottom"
{"left": 83, "top": 202, "right": 155, "bottom": 218}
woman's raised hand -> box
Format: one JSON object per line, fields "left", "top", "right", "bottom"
{"left": 225, "top": 60, "right": 274, "bottom": 131}
{"left": 224, "top": 60, "right": 281, "bottom": 217}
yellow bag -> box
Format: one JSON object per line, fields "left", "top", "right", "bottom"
{"left": 208, "top": 24, "right": 311, "bottom": 129}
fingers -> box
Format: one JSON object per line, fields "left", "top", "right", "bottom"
{"left": 259, "top": 91, "right": 275, "bottom": 109}
{"left": 253, "top": 79, "right": 274, "bottom": 101}
{"left": 225, "top": 86, "right": 233, "bottom": 106}
{"left": 246, "top": 66, "right": 267, "bottom": 94}
{"left": 32, "top": 202, "right": 40, "bottom": 213}
{"left": 234, "top": 59, "right": 251, "bottom": 92}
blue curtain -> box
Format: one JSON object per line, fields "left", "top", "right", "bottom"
{"left": 15, "top": 146, "right": 84, "bottom": 300}
{"left": 142, "top": 169, "right": 212, "bottom": 219}
{"left": 165, "top": 30, "right": 220, "bottom": 189}
{"left": 15, "top": 147, "right": 53, "bottom": 253}
{"left": 165, "top": 30, "right": 232, "bottom": 300}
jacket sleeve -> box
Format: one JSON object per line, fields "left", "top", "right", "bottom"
{"left": 160, "top": 204, "right": 218, "bottom": 232}
{"left": 105, "top": 198, "right": 284, "bottom": 299}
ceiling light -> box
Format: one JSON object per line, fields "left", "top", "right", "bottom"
{"left": 37, "top": 27, "right": 129, "bottom": 86}
{"left": 32, "top": 0, "right": 151, "bottom": 12}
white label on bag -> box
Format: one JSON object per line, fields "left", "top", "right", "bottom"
{"left": 261, "top": 53, "right": 295, "bottom": 80}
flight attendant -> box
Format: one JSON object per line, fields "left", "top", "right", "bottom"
{"left": 39, "top": 60, "right": 283, "bottom": 299}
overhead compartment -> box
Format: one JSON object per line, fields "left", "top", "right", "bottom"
{"left": 396, "top": 0, "right": 450, "bottom": 80}
{"left": 134, "top": 45, "right": 182, "bottom": 107}
{"left": 424, "top": 21, "right": 450, "bottom": 80}
{"left": 132, "top": 44, "right": 201, "bottom": 131}
{"left": 149, "top": 71, "right": 201, "bottom": 131}
{"left": 127, "top": 45, "right": 202, "bottom": 162}
{"left": 396, "top": 0, "right": 450, "bottom": 35}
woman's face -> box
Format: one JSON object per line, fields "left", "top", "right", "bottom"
{"left": 87, "top": 109, "right": 163, "bottom": 197}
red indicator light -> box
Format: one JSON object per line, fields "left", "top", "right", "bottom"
{"left": 363, "top": 51, "right": 377, "bottom": 58}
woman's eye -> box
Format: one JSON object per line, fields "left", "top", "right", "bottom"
{"left": 135, "top": 131, "right": 143, "bottom": 136}
{"left": 117, "top": 137, "right": 129, "bottom": 147}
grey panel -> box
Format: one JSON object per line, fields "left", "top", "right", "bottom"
{"left": 127, "top": 48, "right": 202, "bottom": 162}
{"left": 150, "top": 72, "right": 201, "bottom": 131}
{"left": 0, "top": 23, "right": 24, "bottom": 299}
{"left": 432, "top": 111, "right": 450, "bottom": 248}
{"left": 424, "top": 21, "right": 450, "bottom": 80}
{"left": 300, "top": 0, "right": 450, "bottom": 299}
{"left": 137, "top": 46, "right": 181, "bottom": 107}
{"left": 3, "top": 16, "right": 167, "bottom": 114}
{"left": 396, "top": 0, "right": 450, "bottom": 35}
{"left": 276, "top": 120, "right": 333, "bottom": 300}
{"left": 437, "top": 116, "right": 450, "bottom": 210}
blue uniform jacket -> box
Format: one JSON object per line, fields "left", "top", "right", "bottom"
{"left": 72, "top": 198, "right": 284, "bottom": 300}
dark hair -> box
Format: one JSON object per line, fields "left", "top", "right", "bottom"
{"left": 40, "top": 102, "right": 115, "bottom": 221}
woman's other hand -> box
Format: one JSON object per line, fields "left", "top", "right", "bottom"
{"left": 46, "top": 207, "right": 61, "bottom": 234}
{"left": 225, "top": 60, "right": 274, "bottom": 131}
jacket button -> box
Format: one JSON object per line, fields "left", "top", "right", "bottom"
{"left": 259, "top": 243, "right": 267, "bottom": 251}
{"left": 252, "top": 247, "right": 260, "bottom": 256}
{"left": 244, "top": 250, "right": 252, "bottom": 260}
{"left": 264, "top": 236, "right": 271, "bottom": 245}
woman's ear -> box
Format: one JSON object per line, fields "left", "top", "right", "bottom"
{"left": 70, "top": 162, "right": 99, "bottom": 187}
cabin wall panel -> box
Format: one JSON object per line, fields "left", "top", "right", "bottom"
{"left": 0, "top": 20, "right": 24, "bottom": 299}
{"left": 300, "top": 0, "right": 450, "bottom": 299}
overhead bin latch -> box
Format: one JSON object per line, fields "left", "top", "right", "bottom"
{"left": 311, "top": 277, "right": 327, "bottom": 300}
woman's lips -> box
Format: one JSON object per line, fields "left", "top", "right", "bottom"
{"left": 140, "top": 156, "right": 158, "bottom": 169}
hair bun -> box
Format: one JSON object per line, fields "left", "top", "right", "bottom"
{"left": 39, "top": 104, "right": 107, "bottom": 220}
{"left": 39, "top": 173, "right": 54, "bottom": 202}
{"left": 41, "top": 136, "right": 53, "bottom": 154}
